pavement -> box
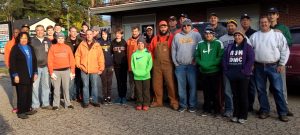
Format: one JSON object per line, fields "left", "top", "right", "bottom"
{"left": 0, "top": 54, "right": 299, "bottom": 135}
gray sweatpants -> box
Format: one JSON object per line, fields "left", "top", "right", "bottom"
{"left": 52, "top": 69, "right": 71, "bottom": 108}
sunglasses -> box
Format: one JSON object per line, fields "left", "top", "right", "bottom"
{"left": 183, "top": 25, "right": 191, "bottom": 27}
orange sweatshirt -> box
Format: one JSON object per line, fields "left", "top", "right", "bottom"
{"left": 4, "top": 38, "right": 15, "bottom": 68}
{"left": 75, "top": 41, "right": 105, "bottom": 74}
{"left": 48, "top": 43, "right": 75, "bottom": 75}
{"left": 127, "top": 37, "right": 139, "bottom": 71}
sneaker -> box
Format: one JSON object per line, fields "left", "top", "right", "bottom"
{"left": 52, "top": 106, "right": 59, "bottom": 110}
{"left": 178, "top": 107, "right": 187, "bottom": 113}
{"left": 136, "top": 106, "right": 142, "bottom": 110}
{"left": 103, "top": 98, "right": 108, "bottom": 105}
{"left": 231, "top": 117, "right": 238, "bottom": 122}
{"left": 143, "top": 106, "right": 149, "bottom": 111}
{"left": 223, "top": 112, "right": 232, "bottom": 117}
{"left": 25, "top": 109, "right": 37, "bottom": 115}
{"left": 279, "top": 115, "right": 289, "bottom": 122}
{"left": 287, "top": 110, "right": 294, "bottom": 117}
{"left": 107, "top": 97, "right": 112, "bottom": 104}
{"left": 201, "top": 112, "right": 209, "bottom": 117}
{"left": 17, "top": 113, "right": 29, "bottom": 119}
{"left": 12, "top": 108, "right": 18, "bottom": 113}
{"left": 121, "top": 98, "right": 127, "bottom": 105}
{"left": 238, "top": 119, "right": 247, "bottom": 124}
{"left": 82, "top": 104, "right": 89, "bottom": 108}
{"left": 91, "top": 102, "right": 101, "bottom": 107}
{"left": 114, "top": 97, "right": 122, "bottom": 104}
{"left": 68, "top": 105, "right": 74, "bottom": 109}
{"left": 258, "top": 112, "right": 270, "bottom": 119}
{"left": 188, "top": 107, "right": 197, "bottom": 113}
{"left": 41, "top": 106, "right": 52, "bottom": 110}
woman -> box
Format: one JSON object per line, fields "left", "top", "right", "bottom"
{"left": 9, "top": 32, "right": 38, "bottom": 119}
{"left": 222, "top": 30, "right": 254, "bottom": 124}
{"left": 48, "top": 32, "right": 75, "bottom": 110}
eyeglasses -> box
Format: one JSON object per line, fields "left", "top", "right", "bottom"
{"left": 183, "top": 25, "right": 191, "bottom": 27}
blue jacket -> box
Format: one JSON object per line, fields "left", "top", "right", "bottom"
{"left": 222, "top": 39, "right": 254, "bottom": 76}
{"left": 98, "top": 38, "right": 114, "bottom": 67}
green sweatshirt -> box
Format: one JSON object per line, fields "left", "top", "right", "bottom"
{"left": 131, "top": 49, "right": 153, "bottom": 80}
{"left": 195, "top": 39, "right": 224, "bottom": 73}
{"left": 272, "top": 23, "right": 292, "bottom": 47}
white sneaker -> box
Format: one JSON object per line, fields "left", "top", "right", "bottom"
{"left": 238, "top": 119, "right": 247, "bottom": 124}
{"left": 231, "top": 117, "right": 238, "bottom": 122}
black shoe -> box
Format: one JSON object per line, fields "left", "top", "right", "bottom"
{"left": 91, "top": 102, "right": 100, "bottom": 107}
{"left": 188, "top": 107, "right": 197, "bottom": 113}
{"left": 177, "top": 107, "right": 187, "bottom": 113}
{"left": 287, "top": 110, "right": 294, "bottom": 116}
{"left": 103, "top": 98, "right": 108, "bottom": 105}
{"left": 279, "top": 115, "right": 289, "bottom": 122}
{"left": 68, "top": 105, "right": 74, "bottom": 109}
{"left": 17, "top": 113, "right": 29, "bottom": 119}
{"left": 25, "top": 110, "right": 37, "bottom": 115}
{"left": 82, "top": 104, "right": 89, "bottom": 108}
{"left": 258, "top": 112, "right": 270, "bottom": 119}
{"left": 41, "top": 106, "right": 52, "bottom": 110}
{"left": 52, "top": 106, "right": 59, "bottom": 110}
{"left": 107, "top": 97, "right": 112, "bottom": 104}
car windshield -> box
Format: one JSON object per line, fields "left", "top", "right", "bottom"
{"left": 291, "top": 29, "right": 300, "bottom": 45}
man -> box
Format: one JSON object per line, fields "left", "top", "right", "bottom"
{"left": 75, "top": 30, "right": 105, "bottom": 108}
{"left": 21, "top": 24, "right": 30, "bottom": 33}
{"left": 31, "top": 25, "right": 52, "bottom": 110}
{"left": 127, "top": 26, "right": 141, "bottom": 102}
{"left": 240, "top": 13, "right": 257, "bottom": 113}
{"left": 148, "top": 20, "right": 179, "bottom": 110}
{"left": 209, "top": 13, "right": 227, "bottom": 39}
{"left": 80, "top": 22, "right": 89, "bottom": 39}
{"left": 92, "top": 26, "right": 101, "bottom": 41}
{"left": 250, "top": 16, "right": 290, "bottom": 122}
{"left": 219, "top": 19, "right": 238, "bottom": 117}
{"left": 168, "top": 16, "right": 178, "bottom": 35}
{"left": 240, "top": 14, "right": 257, "bottom": 38}
{"left": 172, "top": 19, "right": 202, "bottom": 112}
{"left": 178, "top": 13, "right": 188, "bottom": 27}
{"left": 46, "top": 25, "right": 57, "bottom": 44}
{"left": 4, "top": 28, "right": 20, "bottom": 113}
{"left": 267, "top": 7, "right": 293, "bottom": 116}
{"left": 65, "top": 26, "right": 82, "bottom": 101}
{"left": 144, "top": 26, "right": 154, "bottom": 50}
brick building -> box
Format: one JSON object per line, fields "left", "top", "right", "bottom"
{"left": 91, "top": 0, "right": 300, "bottom": 40}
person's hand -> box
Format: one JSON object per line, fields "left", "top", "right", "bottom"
{"left": 277, "top": 65, "right": 284, "bottom": 73}
{"left": 14, "top": 76, "right": 20, "bottom": 84}
{"left": 51, "top": 73, "right": 58, "bottom": 80}
{"left": 98, "top": 71, "right": 103, "bottom": 75}
{"left": 34, "top": 74, "right": 38, "bottom": 81}
{"left": 70, "top": 73, "right": 75, "bottom": 80}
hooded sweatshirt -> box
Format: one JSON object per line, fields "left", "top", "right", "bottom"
{"left": 111, "top": 38, "right": 127, "bottom": 68}
{"left": 195, "top": 38, "right": 224, "bottom": 73}
{"left": 171, "top": 30, "right": 202, "bottom": 66}
{"left": 131, "top": 48, "right": 153, "bottom": 80}
{"left": 99, "top": 38, "right": 113, "bottom": 67}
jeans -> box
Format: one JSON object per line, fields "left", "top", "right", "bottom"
{"left": 175, "top": 65, "right": 197, "bottom": 108}
{"left": 81, "top": 71, "right": 100, "bottom": 105}
{"left": 223, "top": 74, "right": 233, "bottom": 114}
{"left": 69, "top": 68, "right": 82, "bottom": 100}
{"left": 255, "top": 64, "right": 288, "bottom": 116}
{"left": 32, "top": 67, "right": 50, "bottom": 108}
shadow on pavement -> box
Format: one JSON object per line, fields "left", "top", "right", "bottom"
{"left": 0, "top": 76, "right": 13, "bottom": 108}
{"left": 0, "top": 114, "right": 12, "bottom": 134}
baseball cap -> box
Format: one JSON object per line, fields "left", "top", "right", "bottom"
{"left": 180, "top": 13, "right": 188, "bottom": 18}
{"left": 146, "top": 26, "right": 153, "bottom": 30}
{"left": 182, "top": 19, "right": 192, "bottom": 26}
{"left": 240, "top": 13, "right": 251, "bottom": 19}
{"left": 268, "top": 7, "right": 279, "bottom": 13}
{"left": 169, "top": 16, "right": 177, "bottom": 21}
{"left": 159, "top": 20, "right": 168, "bottom": 26}
{"left": 204, "top": 25, "right": 215, "bottom": 34}
{"left": 21, "top": 24, "right": 30, "bottom": 29}
{"left": 56, "top": 32, "right": 65, "bottom": 38}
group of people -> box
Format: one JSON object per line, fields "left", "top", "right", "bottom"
{"left": 4, "top": 7, "right": 293, "bottom": 123}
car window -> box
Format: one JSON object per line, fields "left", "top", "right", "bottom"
{"left": 290, "top": 29, "right": 300, "bottom": 45}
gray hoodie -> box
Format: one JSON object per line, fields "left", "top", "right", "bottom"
{"left": 172, "top": 30, "right": 202, "bottom": 66}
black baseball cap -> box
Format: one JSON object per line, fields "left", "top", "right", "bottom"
{"left": 240, "top": 13, "right": 251, "bottom": 19}
{"left": 21, "top": 24, "right": 30, "bottom": 29}
{"left": 169, "top": 16, "right": 177, "bottom": 21}
{"left": 268, "top": 7, "right": 279, "bottom": 13}
{"left": 180, "top": 13, "right": 188, "bottom": 18}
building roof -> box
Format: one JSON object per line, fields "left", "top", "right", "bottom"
{"left": 12, "top": 18, "right": 43, "bottom": 29}
{"left": 91, "top": 0, "right": 218, "bottom": 15}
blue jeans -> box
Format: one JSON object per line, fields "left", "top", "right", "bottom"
{"left": 223, "top": 74, "right": 233, "bottom": 114}
{"left": 69, "top": 68, "right": 82, "bottom": 100}
{"left": 81, "top": 71, "right": 100, "bottom": 105}
{"left": 175, "top": 65, "right": 198, "bottom": 108}
{"left": 32, "top": 67, "right": 50, "bottom": 108}
{"left": 255, "top": 64, "right": 287, "bottom": 116}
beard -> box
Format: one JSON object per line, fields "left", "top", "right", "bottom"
{"left": 159, "top": 30, "right": 168, "bottom": 36}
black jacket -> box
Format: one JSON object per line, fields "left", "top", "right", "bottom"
{"left": 111, "top": 38, "right": 127, "bottom": 68}
{"left": 9, "top": 45, "right": 37, "bottom": 85}
{"left": 99, "top": 38, "right": 114, "bottom": 67}
{"left": 31, "top": 37, "right": 51, "bottom": 67}
{"left": 65, "top": 36, "right": 82, "bottom": 54}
